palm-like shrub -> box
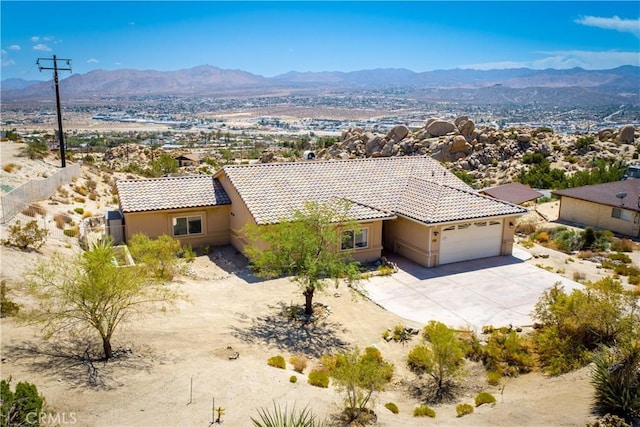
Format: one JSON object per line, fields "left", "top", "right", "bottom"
{"left": 251, "top": 402, "right": 326, "bottom": 427}
{"left": 591, "top": 343, "right": 640, "bottom": 422}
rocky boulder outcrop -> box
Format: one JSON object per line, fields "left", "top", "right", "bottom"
{"left": 426, "top": 120, "right": 455, "bottom": 137}
{"left": 386, "top": 125, "right": 410, "bottom": 144}
{"left": 616, "top": 125, "right": 636, "bottom": 144}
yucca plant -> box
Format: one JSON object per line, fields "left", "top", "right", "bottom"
{"left": 591, "top": 343, "right": 640, "bottom": 422}
{"left": 251, "top": 402, "right": 326, "bottom": 427}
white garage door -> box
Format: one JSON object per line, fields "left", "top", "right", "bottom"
{"left": 439, "top": 220, "right": 503, "bottom": 265}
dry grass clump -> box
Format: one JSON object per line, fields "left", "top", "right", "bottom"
{"left": 82, "top": 210, "right": 93, "bottom": 219}
{"left": 21, "top": 204, "right": 47, "bottom": 217}
{"left": 54, "top": 213, "right": 74, "bottom": 229}
{"left": 289, "top": 354, "right": 308, "bottom": 373}
{"left": 515, "top": 221, "right": 537, "bottom": 235}
{"left": 3, "top": 163, "right": 20, "bottom": 173}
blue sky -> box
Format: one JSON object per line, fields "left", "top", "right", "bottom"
{"left": 1, "top": 1, "right": 639, "bottom": 81}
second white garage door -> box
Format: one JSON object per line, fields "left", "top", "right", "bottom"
{"left": 439, "top": 220, "right": 503, "bottom": 265}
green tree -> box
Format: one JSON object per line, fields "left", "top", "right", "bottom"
{"left": 330, "top": 347, "right": 394, "bottom": 424}
{"left": 147, "top": 154, "right": 178, "bottom": 177}
{"left": 244, "top": 200, "right": 362, "bottom": 316}
{"left": 25, "top": 239, "right": 181, "bottom": 360}
{"left": 1, "top": 378, "right": 44, "bottom": 427}
{"left": 2, "top": 220, "right": 49, "bottom": 251}
{"left": 407, "top": 321, "right": 468, "bottom": 401}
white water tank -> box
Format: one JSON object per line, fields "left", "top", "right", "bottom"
{"left": 302, "top": 150, "right": 316, "bottom": 161}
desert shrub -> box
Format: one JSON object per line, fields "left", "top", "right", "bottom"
{"left": 2, "top": 220, "right": 48, "bottom": 250}
{"left": 318, "top": 354, "right": 338, "bottom": 372}
{"left": 73, "top": 207, "right": 84, "bottom": 215}
{"left": 533, "top": 279, "right": 639, "bottom": 376}
{"left": 413, "top": 405, "right": 435, "bottom": 417}
{"left": 85, "top": 178, "right": 97, "bottom": 191}
{"left": 481, "top": 329, "right": 534, "bottom": 377}
{"left": 128, "top": 234, "right": 182, "bottom": 281}
{"left": 307, "top": 370, "right": 329, "bottom": 388}
{"left": 611, "top": 238, "right": 634, "bottom": 253}
{"left": 251, "top": 402, "right": 326, "bottom": 427}
{"left": 591, "top": 343, "right": 640, "bottom": 422}
{"left": 54, "top": 213, "right": 72, "bottom": 229}
{"left": 20, "top": 140, "right": 49, "bottom": 159}
{"left": 63, "top": 227, "right": 79, "bottom": 238}
{"left": 74, "top": 185, "right": 88, "bottom": 196}
{"left": 522, "top": 152, "right": 546, "bottom": 164}
{"left": 609, "top": 252, "right": 632, "bottom": 264}
{"left": 376, "top": 265, "right": 394, "bottom": 276}
{"left": 408, "top": 321, "right": 467, "bottom": 402}
{"left": 74, "top": 196, "right": 86, "bottom": 203}
{"left": 384, "top": 402, "right": 399, "bottom": 414}
{"left": 515, "top": 221, "right": 537, "bottom": 235}
{"left": 289, "top": 354, "right": 308, "bottom": 373}
{"left": 475, "top": 392, "right": 497, "bottom": 407}
{"left": 89, "top": 191, "right": 98, "bottom": 201}
{"left": 21, "top": 204, "right": 47, "bottom": 218}
{"left": 289, "top": 375, "right": 297, "bottom": 383}
{"left": 629, "top": 276, "right": 640, "bottom": 286}
{"left": 575, "top": 135, "right": 595, "bottom": 150}
{"left": 486, "top": 371, "right": 502, "bottom": 386}
{"left": 267, "top": 355, "right": 286, "bottom": 369}
{"left": 1, "top": 281, "right": 20, "bottom": 318}
{"left": 0, "top": 378, "right": 45, "bottom": 426}
{"left": 181, "top": 245, "right": 196, "bottom": 263}
{"left": 553, "top": 228, "right": 583, "bottom": 253}
{"left": 456, "top": 403, "right": 474, "bottom": 417}
{"left": 534, "top": 231, "right": 549, "bottom": 243}
{"left": 573, "top": 271, "right": 586, "bottom": 282}
{"left": 586, "top": 413, "right": 632, "bottom": 427}
{"left": 3, "top": 163, "right": 16, "bottom": 172}
{"left": 82, "top": 210, "right": 93, "bottom": 219}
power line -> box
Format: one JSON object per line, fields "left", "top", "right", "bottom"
{"left": 37, "top": 55, "right": 72, "bottom": 168}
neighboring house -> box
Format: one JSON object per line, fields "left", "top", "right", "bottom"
{"left": 175, "top": 153, "right": 201, "bottom": 167}
{"left": 480, "top": 182, "right": 543, "bottom": 205}
{"left": 116, "top": 156, "right": 528, "bottom": 267}
{"left": 552, "top": 180, "right": 640, "bottom": 237}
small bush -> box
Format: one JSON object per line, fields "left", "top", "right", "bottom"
{"left": 573, "top": 271, "right": 586, "bottom": 282}
{"left": 74, "top": 196, "right": 86, "bottom": 203}
{"left": 486, "top": 371, "right": 502, "bottom": 386}
{"left": 63, "top": 227, "right": 79, "bottom": 237}
{"left": 54, "top": 213, "right": 72, "bottom": 229}
{"left": 413, "top": 405, "right": 435, "bottom": 418}
{"left": 289, "top": 375, "right": 297, "bottom": 383}
{"left": 2, "top": 220, "right": 48, "bottom": 250}
{"left": 586, "top": 413, "right": 632, "bottom": 427}
{"left": 384, "top": 402, "right": 399, "bottom": 414}
{"left": 1, "top": 281, "right": 20, "bottom": 318}
{"left": 0, "top": 378, "right": 45, "bottom": 426}
{"left": 456, "top": 403, "right": 474, "bottom": 417}
{"left": 21, "top": 204, "right": 47, "bottom": 217}
{"left": 3, "top": 163, "right": 16, "bottom": 172}
{"left": 182, "top": 245, "right": 196, "bottom": 263}
{"left": 307, "top": 370, "right": 329, "bottom": 388}
{"left": 515, "top": 221, "right": 537, "bottom": 235}
{"left": 82, "top": 210, "right": 93, "bottom": 219}
{"left": 535, "top": 231, "right": 549, "bottom": 243}
{"left": 267, "top": 355, "right": 286, "bottom": 369}
{"left": 289, "top": 354, "right": 308, "bottom": 373}
{"left": 376, "top": 265, "right": 394, "bottom": 276}
{"left": 74, "top": 207, "right": 84, "bottom": 215}
{"left": 475, "top": 392, "right": 497, "bottom": 407}
{"left": 608, "top": 252, "right": 632, "bottom": 264}
{"left": 611, "top": 238, "right": 634, "bottom": 253}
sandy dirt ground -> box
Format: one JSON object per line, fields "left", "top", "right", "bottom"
{"left": 0, "top": 141, "right": 623, "bottom": 426}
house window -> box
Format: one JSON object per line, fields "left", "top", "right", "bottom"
{"left": 341, "top": 229, "right": 368, "bottom": 250}
{"left": 172, "top": 215, "right": 202, "bottom": 236}
{"left": 612, "top": 208, "right": 632, "bottom": 222}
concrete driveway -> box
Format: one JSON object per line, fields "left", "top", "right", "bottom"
{"left": 362, "top": 249, "right": 583, "bottom": 331}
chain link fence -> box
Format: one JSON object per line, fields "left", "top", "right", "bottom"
{"left": 0, "top": 164, "right": 81, "bottom": 224}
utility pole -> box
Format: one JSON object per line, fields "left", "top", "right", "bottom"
{"left": 37, "top": 55, "right": 72, "bottom": 167}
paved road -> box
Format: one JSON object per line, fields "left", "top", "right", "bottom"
{"left": 362, "top": 249, "right": 583, "bottom": 331}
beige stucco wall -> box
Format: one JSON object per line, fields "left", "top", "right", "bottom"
{"left": 216, "top": 171, "right": 257, "bottom": 252}
{"left": 501, "top": 216, "right": 518, "bottom": 255}
{"left": 384, "top": 217, "right": 434, "bottom": 267}
{"left": 559, "top": 197, "right": 640, "bottom": 237}
{"left": 124, "top": 205, "right": 230, "bottom": 248}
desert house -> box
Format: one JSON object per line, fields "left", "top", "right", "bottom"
{"left": 115, "top": 156, "right": 527, "bottom": 267}
{"left": 480, "top": 182, "right": 543, "bottom": 205}
{"left": 174, "top": 153, "right": 201, "bottom": 167}
{"left": 552, "top": 180, "right": 640, "bottom": 237}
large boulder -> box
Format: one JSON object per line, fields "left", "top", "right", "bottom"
{"left": 450, "top": 135, "right": 472, "bottom": 154}
{"left": 616, "top": 125, "right": 636, "bottom": 144}
{"left": 454, "top": 116, "right": 469, "bottom": 127}
{"left": 427, "top": 120, "right": 455, "bottom": 137}
{"left": 386, "top": 125, "right": 410, "bottom": 144}
{"left": 365, "top": 136, "right": 385, "bottom": 156}
{"left": 598, "top": 128, "right": 614, "bottom": 141}
{"left": 517, "top": 133, "right": 532, "bottom": 143}
{"left": 458, "top": 119, "right": 475, "bottom": 137}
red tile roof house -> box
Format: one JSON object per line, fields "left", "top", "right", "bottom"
{"left": 116, "top": 156, "right": 528, "bottom": 267}
{"left": 552, "top": 180, "right": 640, "bottom": 238}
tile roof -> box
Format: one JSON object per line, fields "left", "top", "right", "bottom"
{"left": 219, "top": 156, "right": 527, "bottom": 224}
{"left": 117, "top": 175, "right": 231, "bottom": 213}
{"left": 397, "top": 178, "right": 527, "bottom": 224}
{"left": 553, "top": 180, "right": 640, "bottom": 212}
{"left": 480, "top": 182, "right": 543, "bottom": 205}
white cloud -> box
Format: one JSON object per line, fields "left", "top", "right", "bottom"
{"left": 87, "top": 58, "right": 99, "bottom": 64}
{"left": 33, "top": 43, "right": 52, "bottom": 52}
{"left": 463, "top": 50, "right": 639, "bottom": 70}
{"left": 575, "top": 15, "right": 640, "bottom": 38}
{"left": 31, "top": 36, "right": 40, "bottom": 42}
{"left": 1, "top": 49, "right": 6, "bottom": 56}
{"left": 43, "top": 36, "right": 54, "bottom": 41}
{"left": 8, "top": 45, "right": 21, "bottom": 51}
{"left": 2, "top": 59, "right": 16, "bottom": 67}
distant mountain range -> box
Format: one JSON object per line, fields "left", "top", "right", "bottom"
{"left": 2, "top": 65, "right": 638, "bottom": 106}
